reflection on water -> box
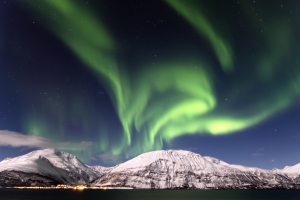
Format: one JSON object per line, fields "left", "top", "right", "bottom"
{"left": 0, "top": 189, "right": 300, "bottom": 200}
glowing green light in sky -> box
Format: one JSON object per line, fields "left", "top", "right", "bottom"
{"left": 127, "top": 62, "right": 216, "bottom": 149}
{"left": 21, "top": 0, "right": 132, "bottom": 147}
{"left": 20, "top": 0, "right": 300, "bottom": 161}
{"left": 165, "top": 0, "right": 234, "bottom": 72}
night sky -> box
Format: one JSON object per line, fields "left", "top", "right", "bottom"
{"left": 1, "top": 0, "right": 300, "bottom": 169}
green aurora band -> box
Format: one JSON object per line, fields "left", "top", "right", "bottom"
{"left": 165, "top": 0, "right": 234, "bottom": 72}
{"left": 20, "top": 0, "right": 300, "bottom": 161}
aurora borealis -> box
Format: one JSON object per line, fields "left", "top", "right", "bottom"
{"left": 1, "top": 0, "right": 300, "bottom": 168}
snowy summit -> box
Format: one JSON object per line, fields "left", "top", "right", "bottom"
{"left": 0, "top": 149, "right": 300, "bottom": 189}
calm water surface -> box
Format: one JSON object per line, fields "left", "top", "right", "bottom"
{"left": 0, "top": 189, "right": 300, "bottom": 200}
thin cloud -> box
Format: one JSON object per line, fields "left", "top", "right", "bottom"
{"left": 0, "top": 130, "right": 52, "bottom": 148}
{"left": 0, "top": 130, "right": 92, "bottom": 149}
{"left": 185, "top": 147, "right": 198, "bottom": 151}
{"left": 90, "top": 156, "right": 98, "bottom": 161}
{"left": 252, "top": 153, "right": 263, "bottom": 156}
{"left": 97, "top": 153, "right": 121, "bottom": 162}
{"left": 58, "top": 141, "right": 93, "bottom": 148}
{"left": 270, "top": 159, "right": 275, "bottom": 163}
{"left": 90, "top": 153, "right": 123, "bottom": 165}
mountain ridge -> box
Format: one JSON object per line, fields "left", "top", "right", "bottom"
{"left": 0, "top": 149, "right": 109, "bottom": 185}
{"left": 0, "top": 149, "right": 299, "bottom": 189}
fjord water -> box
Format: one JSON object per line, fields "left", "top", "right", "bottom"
{"left": 1, "top": 189, "right": 300, "bottom": 200}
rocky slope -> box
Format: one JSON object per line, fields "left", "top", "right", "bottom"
{"left": 92, "top": 150, "right": 300, "bottom": 189}
{"left": 0, "top": 149, "right": 109, "bottom": 185}
{"left": 1, "top": 149, "right": 300, "bottom": 189}
{"left": 0, "top": 170, "right": 60, "bottom": 187}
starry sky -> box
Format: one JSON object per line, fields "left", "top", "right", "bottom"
{"left": 0, "top": 0, "right": 300, "bottom": 169}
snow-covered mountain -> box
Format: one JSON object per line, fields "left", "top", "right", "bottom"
{"left": 92, "top": 150, "right": 300, "bottom": 189}
{"left": 0, "top": 149, "right": 109, "bottom": 185}
{"left": 282, "top": 163, "right": 300, "bottom": 174}
{"left": 1, "top": 149, "right": 300, "bottom": 189}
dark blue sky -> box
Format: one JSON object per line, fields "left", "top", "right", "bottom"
{"left": 0, "top": 0, "right": 300, "bottom": 169}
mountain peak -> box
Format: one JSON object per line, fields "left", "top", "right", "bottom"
{"left": 0, "top": 148, "right": 109, "bottom": 184}
{"left": 108, "top": 149, "right": 231, "bottom": 175}
{"left": 282, "top": 163, "right": 300, "bottom": 174}
{"left": 93, "top": 149, "right": 300, "bottom": 189}
{"left": 1, "top": 149, "right": 300, "bottom": 189}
